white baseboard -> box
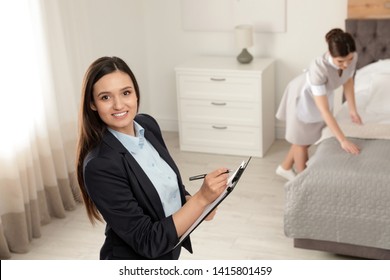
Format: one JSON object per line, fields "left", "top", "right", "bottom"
{"left": 275, "top": 122, "right": 285, "bottom": 140}
{"left": 276, "top": 127, "right": 285, "bottom": 139}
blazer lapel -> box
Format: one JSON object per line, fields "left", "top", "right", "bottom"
{"left": 144, "top": 129, "right": 187, "bottom": 204}
{"left": 102, "top": 131, "right": 166, "bottom": 219}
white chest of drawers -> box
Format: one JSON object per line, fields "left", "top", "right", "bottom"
{"left": 175, "top": 57, "right": 275, "bottom": 157}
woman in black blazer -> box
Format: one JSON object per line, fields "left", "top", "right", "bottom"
{"left": 76, "top": 56, "right": 229, "bottom": 260}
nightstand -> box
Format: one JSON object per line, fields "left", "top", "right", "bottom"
{"left": 175, "top": 56, "right": 275, "bottom": 157}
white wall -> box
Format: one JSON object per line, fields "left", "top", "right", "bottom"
{"left": 57, "top": 0, "right": 150, "bottom": 112}
{"left": 59, "top": 0, "right": 348, "bottom": 137}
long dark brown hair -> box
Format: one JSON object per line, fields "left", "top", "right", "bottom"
{"left": 325, "top": 28, "right": 356, "bottom": 57}
{"left": 76, "top": 56, "right": 140, "bottom": 224}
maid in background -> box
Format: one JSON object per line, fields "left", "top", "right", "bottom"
{"left": 275, "top": 28, "right": 363, "bottom": 181}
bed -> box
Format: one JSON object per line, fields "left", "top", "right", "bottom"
{"left": 284, "top": 18, "right": 390, "bottom": 259}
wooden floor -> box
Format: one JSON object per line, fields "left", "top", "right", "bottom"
{"left": 8, "top": 132, "right": 350, "bottom": 260}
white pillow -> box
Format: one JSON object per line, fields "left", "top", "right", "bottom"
{"left": 355, "top": 59, "right": 390, "bottom": 77}
{"left": 354, "top": 59, "right": 390, "bottom": 92}
{"left": 365, "top": 73, "right": 390, "bottom": 114}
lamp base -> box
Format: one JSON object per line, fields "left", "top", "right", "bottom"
{"left": 237, "top": 48, "right": 253, "bottom": 64}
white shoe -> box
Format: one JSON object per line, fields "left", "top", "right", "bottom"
{"left": 276, "top": 165, "right": 296, "bottom": 181}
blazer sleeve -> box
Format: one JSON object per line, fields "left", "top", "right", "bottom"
{"left": 84, "top": 152, "right": 180, "bottom": 259}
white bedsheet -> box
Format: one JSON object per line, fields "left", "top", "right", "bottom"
{"left": 317, "top": 80, "right": 390, "bottom": 142}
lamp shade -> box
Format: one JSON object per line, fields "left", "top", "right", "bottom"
{"left": 235, "top": 24, "right": 253, "bottom": 49}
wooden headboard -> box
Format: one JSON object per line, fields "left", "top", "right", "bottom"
{"left": 345, "top": 18, "right": 390, "bottom": 69}
{"left": 348, "top": 0, "right": 390, "bottom": 19}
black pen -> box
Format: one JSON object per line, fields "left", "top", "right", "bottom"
{"left": 189, "top": 169, "right": 231, "bottom": 181}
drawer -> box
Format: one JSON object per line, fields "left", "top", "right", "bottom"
{"left": 179, "top": 122, "right": 262, "bottom": 156}
{"left": 177, "top": 73, "right": 260, "bottom": 102}
{"left": 179, "top": 99, "right": 260, "bottom": 126}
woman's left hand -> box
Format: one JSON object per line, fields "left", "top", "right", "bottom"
{"left": 204, "top": 208, "right": 217, "bottom": 221}
{"left": 185, "top": 195, "right": 217, "bottom": 220}
{"left": 350, "top": 111, "right": 363, "bottom": 125}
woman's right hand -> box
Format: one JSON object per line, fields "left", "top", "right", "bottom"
{"left": 197, "top": 168, "right": 229, "bottom": 206}
{"left": 340, "top": 139, "right": 360, "bottom": 155}
{"left": 172, "top": 168, "right": 229, "bottom": 237}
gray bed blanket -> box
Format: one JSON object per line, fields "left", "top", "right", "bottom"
{"left": 284, "top": 137, "right": 390, "bottom": 250}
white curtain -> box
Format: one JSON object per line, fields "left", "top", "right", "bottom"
{"left": 0, "top": 0, "right": 80, "bottom": 259}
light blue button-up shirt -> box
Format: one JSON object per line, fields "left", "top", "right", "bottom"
{"left": 108, "top": 122, "right": 181, "bottom": 217}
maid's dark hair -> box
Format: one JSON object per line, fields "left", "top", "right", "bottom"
{"left": 326, "top": 28, "right": 356, "bottom": 57}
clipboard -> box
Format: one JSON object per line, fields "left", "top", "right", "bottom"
{"left": 175, "top": 156, "right": 252, "bottom": 248}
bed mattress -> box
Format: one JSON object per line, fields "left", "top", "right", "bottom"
{"left": 284, "top": 134, "right": 390, "bottom": 250}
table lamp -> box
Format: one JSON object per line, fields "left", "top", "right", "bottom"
{"left": 235, "top": 25, "right": 254, "bottom": 64}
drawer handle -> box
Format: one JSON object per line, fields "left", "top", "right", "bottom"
{"left": 210, "top": 77, "right": 226, "bottom": 82}
{"left": 211, "top": 102, "right": 227, "bottom": 106}
{"left": 212, "top": 125, "right": 228, "bottom": 130}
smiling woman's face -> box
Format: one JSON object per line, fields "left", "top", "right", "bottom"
{"left": 91, "top": 70, "right": 138, "bottom": 136}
